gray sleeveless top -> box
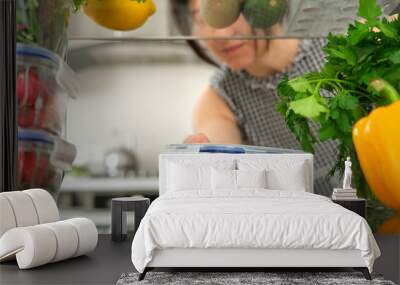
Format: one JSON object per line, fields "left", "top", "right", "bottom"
{"left": 210, "top": 39, "right": 339, "bottom": 197}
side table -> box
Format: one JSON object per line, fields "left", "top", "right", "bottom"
{"left": 332, "top": 198, "right": 366, "bottom": 218}
{"left": 111, "top": 197, "right": 150, "bottom": 242}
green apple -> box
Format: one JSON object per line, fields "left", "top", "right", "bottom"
{"left": 200, "top": 0, "right": 241, "bottom": 29}
{"left": 242, "top": 0, "right": 287, "bottom": 29}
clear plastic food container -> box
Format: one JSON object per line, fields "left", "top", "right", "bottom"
{"left": 17, "top": 129, "right": 77, "bottom": 197}
{"left": 16, "top": 44, "right": 79, "bottom": 137}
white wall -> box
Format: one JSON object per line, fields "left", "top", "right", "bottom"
{"left": 66, "top": 60, "right": 214, "bottom": 174}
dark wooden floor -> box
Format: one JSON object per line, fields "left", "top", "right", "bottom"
{"left": 0, "top": 235, "right": 134, "bottom": 285}
{"left": 0, "top": 235, "right": 398, "bottom": 285}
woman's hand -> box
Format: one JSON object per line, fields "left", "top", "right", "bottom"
{"left": 183, "top": 133, "right": 211, "bottom": 144}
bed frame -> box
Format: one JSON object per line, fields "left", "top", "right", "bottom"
{"left": 139, "top": 249, "right": 371, "bottom": 280}
{"left": 138, "top": 153, "right": 372, "bottom": 281}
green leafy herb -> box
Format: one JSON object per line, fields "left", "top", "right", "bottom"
{"left": 72, "top": 0, "right": 87, "bottom": 11}
{"left": 358, "top": 0, "right": 381, "bottom": 22}
{"left": 277, "top": 0, "right": 400, "bottom": 205}
{"left": 289, "top": 95, "right": 328, "bottom": 118}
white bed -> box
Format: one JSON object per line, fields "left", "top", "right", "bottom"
{"left": 131, "top": 153, "right": 380, "bottom": 280}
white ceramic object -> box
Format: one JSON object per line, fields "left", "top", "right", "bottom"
{"left": 0, "top": 189, "right": 97, "bottom": 269}
{"left": 0, "top": 189, "right": 59, "bottom": 238}
{"left": 0, "top": 196, "right": 17, "bottom": 237}
{"left": 42, "top": 221, "right": 79, "bottom": 262}
{"left": 1, "top": 191, "right": 39, "bottom": 227}
{"left": 0, "top": 226, "right": 57, "bottom": 268}
{"left": 0, "top": 218, "right": 98, "bottom": 269}
{"left": 64, "top": 218, "right": 98, "bottom": 257}
{"left": 23, "top": 189, "right": 59, "bottom": 224}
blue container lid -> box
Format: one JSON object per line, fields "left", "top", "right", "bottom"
{"left": 16, "top": 43, "right": 59, "bottom": 64}
{"left": 200, "top": 145, "right": 246, "bottom": 154}
{"left": 16, "top": 43, "right": 80, "bottom": 99}
{"left": 18, "top": 129, "right": 54, "bottom": 145}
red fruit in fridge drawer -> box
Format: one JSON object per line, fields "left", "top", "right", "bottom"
{"left": 18, "top": 150, "right": 50, "bottom": 188}
{"left": 18, "top": 104, "right": 57, "bottom": 133}
{"left": 16, "top": 69, "right": 52, "bottom": 107}
{"left": 36, "top": 152, "right": 50, "bottom": 186}
{"left": 18, "top": 106, "right": 36, "bottom": 128}
{"left": 18, "top": 150, "right": 36, "bottom": 188}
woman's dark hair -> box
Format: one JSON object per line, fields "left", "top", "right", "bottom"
{"left": 170, "top": 0, "right": 220, "bottom": 67}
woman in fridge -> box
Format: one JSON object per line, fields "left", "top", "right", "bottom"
{"left": 171, "top": 0, "right": 339, "bottom": 196}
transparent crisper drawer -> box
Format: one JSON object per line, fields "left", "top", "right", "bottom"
{"left": 17, "top": 129, "right": 77, "bottom": 198}
{"left": 16, "top": 44, "right": 79, "bottom": 137}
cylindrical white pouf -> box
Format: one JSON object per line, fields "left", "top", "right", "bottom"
{"left": 64, "top": 218, "right": 98, "bottom": 257}
{"left": 0, "top": 226, "right": 57, "bottom": 269}
{"left": 0, "top": 196, "right": 17, "bottom": 237}
{"left": 1, "top": 192, "right": 39, "bottom": 227}
{"left": 23, "top": 189, "right": 59, "bottom": 224}
{"left": 42, "top": 221, "right": 79, "bottom": 262}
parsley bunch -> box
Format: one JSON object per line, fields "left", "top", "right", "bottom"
{"left": 72, "top": 0, "right": 87, "bottom": 11}
{"left": 277, "top": 0, "right": 400, "bottom": 201}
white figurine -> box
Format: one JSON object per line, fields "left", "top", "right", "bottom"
{"left": 343, "top": 157, "right": 352, "bottom": 190}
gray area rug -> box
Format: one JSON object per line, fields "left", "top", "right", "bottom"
{"left": 116, "top": 272, "right": 396, "bottom": 285}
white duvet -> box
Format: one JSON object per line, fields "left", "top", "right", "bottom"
{"left": 131, "top": 190, "right": 380, "bottom": 273}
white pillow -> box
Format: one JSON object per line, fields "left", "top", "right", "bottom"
{"left": 167, "top": 162, "right": 210, "bottom": 191}
{"left": 211, "top": 168, "right": 236, "bottom": 190}
{"left": 238, "top": 159, "right": 306, "bottom": 191}
{"left": 267, "top": 168, "right": 306, "bottom": 191}
{"left": 236, "top": 169, "right": 267, "bottom": 189}
{"left": 166, "top": 159, "right": 236, "bottom": 192}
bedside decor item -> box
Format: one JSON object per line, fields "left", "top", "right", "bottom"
{"left": 332, "top": 188, "right": 358, "bottom": 200}
{"left": 343, "top": 157, "right": 352, "bottom": 190}
{"left": 111, "top": 197, "right": 150, "bottom": 242}
{"left": 0, "top": 189, "right": 98, "bottom": 269}
{"left": 332, "top": 157, "right": 359, "bottom": 200}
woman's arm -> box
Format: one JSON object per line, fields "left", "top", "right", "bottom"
{"left": 184, "top": 87, "right": 242, "bottom": 144}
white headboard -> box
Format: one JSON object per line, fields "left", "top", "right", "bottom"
{"left": 159, "top": 153, "right": 313, "bottom": 195}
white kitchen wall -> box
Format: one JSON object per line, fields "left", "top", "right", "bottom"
{"left": 66, "top": 53, "right": 215, "bottom": 174}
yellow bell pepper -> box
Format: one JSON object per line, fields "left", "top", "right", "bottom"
{"left": 378, "top": 214, "right": 400, "bottom": 234}
{"left": 353, "top": 79, "right": 400, "bottom": 210}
